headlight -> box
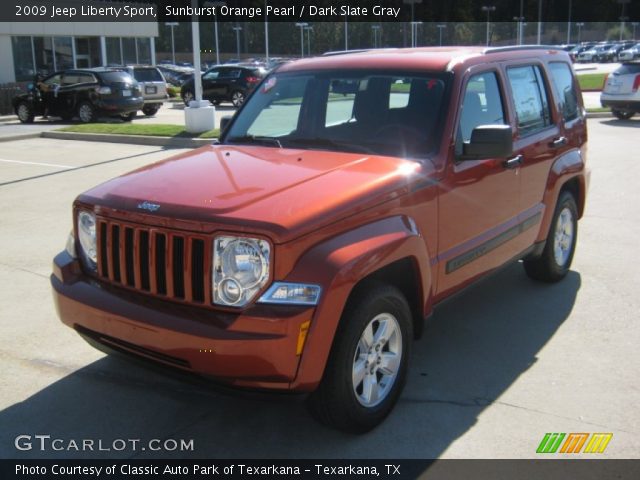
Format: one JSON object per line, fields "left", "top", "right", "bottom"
{"left": 258, "top": 282, "right": 321, "bottom": 306}
{"left": 213, "top": 236, "right": 270, "bottom": 307}
{"left": 65, "top": 230, "right": 76, "bottom": 258}
{"left": 77, "top": 211, "right": 97, "bottom": 271}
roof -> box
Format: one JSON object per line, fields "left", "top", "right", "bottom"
{"left": 278, "top": 46, "right": 567, "bottom": 74}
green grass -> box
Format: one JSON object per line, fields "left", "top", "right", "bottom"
{"left": 586, "top": 107, "right": 610, "bottom": 113}
{"left": 577, "top": 73, "right": 607, "bottom": 91}
{"left": 58, "top": 123, "right": 219, "bottom": 139}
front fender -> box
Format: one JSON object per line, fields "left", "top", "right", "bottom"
{"left": 286, "top": 215, "right": 432, "bottom": 391}
{"left": 537, "top": 148, "right": 588, "bottom": 243}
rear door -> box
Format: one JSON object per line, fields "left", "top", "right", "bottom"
{"left": 503, "top": 61, "right": 569, "bottom": 248}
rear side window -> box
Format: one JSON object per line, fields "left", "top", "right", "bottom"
{"left": 99, "top": 71, "right": 133, "bottom": 83}
{"left": 133, "top": 68, "right": 163, "bottom": 82}
{"left": 459, "top": 71, "right": 506, "bottom": 143}
{"left": 507, "top": 65, "right": 552, "bottom": 136}
{"left": 617, "top": 64, "right": 640, "bottom": 74}
{"left": 548, "top": 62, "right": 579, "bottom": 122}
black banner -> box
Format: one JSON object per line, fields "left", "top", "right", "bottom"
{"left": 3, "top": 0, "right": 640, "bottom": 23}
{"left": 2, "top": 460, "right": 640, "bottom": 480}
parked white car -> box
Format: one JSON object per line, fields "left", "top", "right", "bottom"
{"left": 600, "top": 62, "right": 640, "bottom": 119}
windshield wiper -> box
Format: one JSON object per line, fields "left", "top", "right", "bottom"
{"left": 284, "top": 136, "right": 367, "bottom": 153}
{"left": 226, "top": 135, "right": 282, "bottom": 148}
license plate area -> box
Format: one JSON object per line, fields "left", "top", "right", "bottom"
{"left": 145, "top": 86, "right": 157, "bottom": 94}
{"left": 122, "top": 89, "right": 131, "bottom": 97}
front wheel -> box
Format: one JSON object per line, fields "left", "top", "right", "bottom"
{"left": 612, "top": 109, "right": 635, "bottom": 120}
{"left": 307, "top": 284, "right": 412, "bottom": 433}
{"left": 182, "top": 91, "right": 194, "bottom": 106}
{"left": 523, "top": 191, "right": 578, "bottom": 283}
{"left": 16, "top": 102, "right": 34, "bottom": 123}
{"left": 120, "top": 112, "right": 136, "bottom": 122}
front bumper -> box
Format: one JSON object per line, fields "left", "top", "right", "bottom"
{"left": 51, "top": 251, "right": 315, "bottom": 391}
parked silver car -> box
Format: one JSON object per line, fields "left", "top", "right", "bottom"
{"left": 114, "top": 66, "right": 168, "bottom": 116}
{"left": 600, "top": 62, "right": 640, "bottom": 119}
{"left": 618, "top": 43, "right": 640, "bottom": 62}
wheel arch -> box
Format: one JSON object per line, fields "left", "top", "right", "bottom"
{"left": 287, "top": 215, "right": 434, "bottom": 391}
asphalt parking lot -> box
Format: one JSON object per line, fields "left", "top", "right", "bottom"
{"left": 0, "top": 117, "right": 638, "bottom": 459}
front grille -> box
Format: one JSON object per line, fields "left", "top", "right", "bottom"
{"left": 96, "top": 218, "right": 210, "bottom": 305}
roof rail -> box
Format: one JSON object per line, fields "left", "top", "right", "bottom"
{"left": 322, "top": 49, "right": 371, "bottom": 57}
{"left": 483, "top": 45, "right": 562, "bottom": 54}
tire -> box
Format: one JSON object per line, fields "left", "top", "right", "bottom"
{"left": 142, "top": 105, "right": 160, "bottom": 116}
{"left": 307, "top": 284, "right": 412, "bottom": 433}
{"left": 230, "top": 90, "right": 245, "bottom": 108}
{"left": 78, "top": 102, "right": 96, "bottom": 123}
{"left": 120, "top": 112, "right": 136, "bottom": 122}
{"left": 182, "top": 91, "right": 194, "bottom": 106}
{"left": 523, "top": 191, "right": 578, "bottom": 283}
{"left": 612, "top": 109, "right": 635, "bottom": 120}
{"left": 16, "top": 101, "right": 34, "bottom": 123}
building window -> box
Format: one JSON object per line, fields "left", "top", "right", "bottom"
{"left": 53, "top": 37, "right": 74, "bottom": 70}
{"left": 33, "top": 37, "right": 55, "bottom": 75}
{"left": 11, "top": 37, "right": 34, "bottom": 81}
{"left": 105, "top": 37, "right": 122, "bottom": 66}
{"left": 122, "top": 38, "right": 137, "bottom": 64}
{"left": 137, "top": 38, "right": 152, "bottom": 64}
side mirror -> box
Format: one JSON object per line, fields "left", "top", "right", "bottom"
{"left": 462, "top": 125, "right": 513, "bottom": 160}
{"left": 220, "top": 115, "right": 232, "bottom": 133}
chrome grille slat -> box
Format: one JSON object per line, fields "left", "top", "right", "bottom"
{"left": 97, "top": 218, "right": 207, "bottom": 306}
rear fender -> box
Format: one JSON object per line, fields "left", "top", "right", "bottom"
{"left": 537, "top": 148, "right": 588, "bottom": 242}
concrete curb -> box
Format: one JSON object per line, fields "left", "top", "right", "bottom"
{"left": 0, "top": 115, "right": 17, "bottom": 124}
{"left": 41, "top": 131, "right": 213, "bottom": 148}
{"left": 0, "top": 132, "right": 43, "bottom": 142}
{"left": 586, "top": 111, "right": 613, "bottom": 118}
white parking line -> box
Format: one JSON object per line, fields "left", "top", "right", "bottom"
{"left": 0, "top": 158, "right": 73, "bottom": 169}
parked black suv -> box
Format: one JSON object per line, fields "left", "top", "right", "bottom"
{"left": 13, "top": 68, "right": 143, "bottom": 123}
{"left": 180, "top": 65, "right": 266, "bottom": 107}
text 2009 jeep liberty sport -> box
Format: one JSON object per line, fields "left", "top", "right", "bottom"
{"left": 52, "top": 47, "right": 589, "bottom": 433}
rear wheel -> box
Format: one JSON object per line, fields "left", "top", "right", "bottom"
{"left": 142, "top": 105, "right": 160, "bottom": 116}
{"left": 120, "top": 112, "right": 136, "bottom": 122}
{"left": 523, "top": 191, "right": 578, "bottom": 283}
{"left": 182, "top": 91, "right": 194, "bottom": 106}
{"left": 230, "top": 90, "right": 245, "bottom": 107}
{"left": 612, "top": 109, "right": 635, "bottom": 120}
{"left": 307, "top": 284, "right": 412, "bottom": 433}
{"left": 78, "top": 102, "right": 96, "bottom": 123}
{"left": 16, "top": 102, "right": 34, "bottom": 123}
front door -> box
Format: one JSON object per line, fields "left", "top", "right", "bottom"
{"left": 437, "top": 68, "right": 523, "bottom": 295}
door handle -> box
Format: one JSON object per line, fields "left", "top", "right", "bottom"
{"left": 503, "top": 154, "right": 523, "bottom": 169}
{"left": 550, "top": 136, "right": 567, "bottom": 148}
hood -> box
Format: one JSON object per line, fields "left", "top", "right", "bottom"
{"left": 79, "top": 145, "right": 433, "bottom": 243}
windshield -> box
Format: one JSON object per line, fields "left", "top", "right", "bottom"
{"left": 223, "top": 70, "right": 450, "bottom": 158}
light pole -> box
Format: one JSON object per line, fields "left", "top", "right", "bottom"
{"left": 633, "top": 22, "right": 639, "bottom": 40}
{"left": 344, "top": 18, "right": 348, "bottom": 50}
{"left": 403, "top": 0, "right": 422, "bottom": 48}
{"left": 567, "top": 0, "right": 572, "bottom": 44}
{"left": 537, "top": 0, "right": 543, "bottom": 44}
{"left": 165, "top": 22, "right": 178, "bottom": 64}
{"left": 518, "top": 0, "right": 524, "bottom": 45}
{"left": 576, "top": 22, "right": 584, "bottom": 44}
{"left": 371, "top": 24, "right": 381, "bottom": 48}
{"left": 295, "top": 22, "right": 307, "bottom": 57}
{"left": 618, "top": 0, "right": 630, "bottom": 41}
{"left": 513, "top": 17, "right": 525, "bottom": 45}
{"left": 304, "top": 25, "right": 313, "bottom": 56}
{"left": 411, "top": 22, "right": 423, "bottom": 47}
{"left": 203, "top": 2, "right": 225, "bottom": 65}
{"left": 436, "top": 24, "right": 446, "bottom": 46}
{"left": 264, "top": 0, "right": 269, "bottom": 63}
{"left": 232, "top": 24, "right": 242, "bottom": 59}
{"left": 481, "top": 6, "right": 496, "bottom": 46}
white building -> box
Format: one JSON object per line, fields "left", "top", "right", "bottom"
{"left": 0, "top": 22, "right": 158, "bottom": 84}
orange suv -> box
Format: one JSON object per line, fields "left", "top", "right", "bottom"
{"left": 52, "top": 46, "right": 589, "bottom": 433}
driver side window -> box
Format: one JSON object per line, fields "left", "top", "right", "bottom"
{"left": 459, "top": 72, "right": 506, "bottom": 144}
